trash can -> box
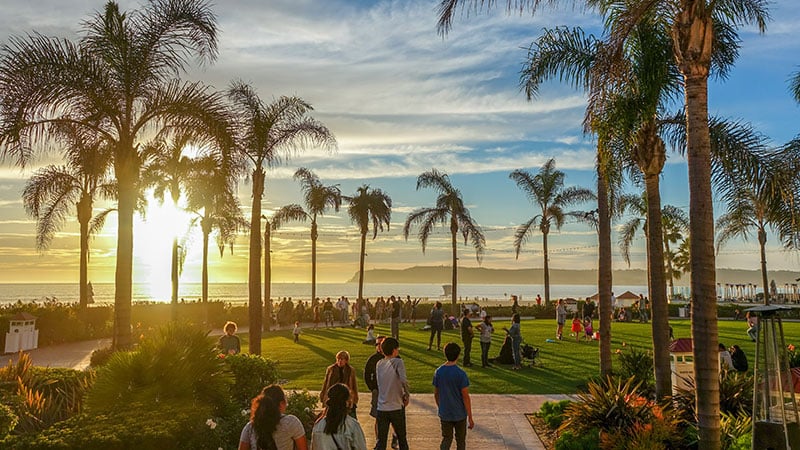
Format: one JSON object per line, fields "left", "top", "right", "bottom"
{"left": 4, "top": 312, "right": 39, "bottom": 353}
{"left": 678, "top": 307, "right": 687, "bottom": 318}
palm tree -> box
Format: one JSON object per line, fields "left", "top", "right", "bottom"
{"left": 142, "top": 135, "right": 196, "bottom": 320}
{"left": 509, "top": 160, "right": 594, "bottom": 306}
{"left": 22, "top": 126, "right": 115, "bottom": 309}
{"left": 0, "top": 0, "right": 233, "bottom": 349}
{"left": 227, "top": 82, "right": 335, "bottom": 355}
{"left": 292, "top": 168, "right": 342, "bottom": 303}
{"left": 264, "top": 204, "right": 308, "bottom": 329}
{"left": 403, "top": 169, "right": 485, "bottom": 313}
{"left": 184, "top": 155, "right": 243, "bottom": 306}
{"left": 348, "top": 185, "right": 392, "bottom": 305}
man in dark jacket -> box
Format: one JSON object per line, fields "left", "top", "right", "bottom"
{"left": 460, "top": 309, "right": 474, "bottom": 367}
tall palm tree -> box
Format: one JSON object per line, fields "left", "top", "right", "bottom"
{"left": 0, "top": 0, "right": 233, "bottom": 349}
{"left": 184, "top": 155, "right": 243, "bottom": 306}
{"left": 292, "top": 168, "right": 342, "bottom": 303}
{"left": 403, "top": 169, "right": 485, "bottom": 313}
{"left": 142, "top": 135, "right": 196, "bottom": 320}
{"left": 510, "top": 160, "right": 594, "bottom": 307}
{"left": 22, "top": 126, "right": 115, "bottom": 309}
{"left": 348, "top": 185, "right": 392, "bottom": 305}
{"left": 227, "top": 82, "right": 335, "bottom": 355}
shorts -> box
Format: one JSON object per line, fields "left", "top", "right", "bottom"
{"left": 370, "top": 389, "right": 379, "bottom": 418}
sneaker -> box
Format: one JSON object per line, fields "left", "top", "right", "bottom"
{"left": 391, "top": 435, "right": 399, "bottom": 449}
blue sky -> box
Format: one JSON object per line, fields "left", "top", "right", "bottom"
{"left": 0, "top": 0, "right": 798, "bottom": 289}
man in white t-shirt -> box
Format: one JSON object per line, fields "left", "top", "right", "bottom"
{"left": 375, "top": 337, "right": 410, "bottom": 450}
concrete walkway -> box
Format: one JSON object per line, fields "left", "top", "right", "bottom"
{"left": 2, "top": 336, "right": 564, "bottom": 449}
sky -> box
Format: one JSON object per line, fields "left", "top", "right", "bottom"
{"left": 0, "top": 0, "right": 799, "bottom": 291}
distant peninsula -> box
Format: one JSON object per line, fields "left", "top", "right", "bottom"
{"left": 346, "top": 266, "right": 800, "bottom": 286}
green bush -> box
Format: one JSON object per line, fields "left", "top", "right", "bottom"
{"left": 0, "top": 403, "right": 18, "bottom": 437}
{"left": 555, "top": 429, "right": 600, "bottom": 450}
{"left": 721, "top": 412, "right": 752, "bottom": 450}
{"left": 673, "top": 369, "right": 753, "bottom": 423}
{"left": 89, "top": 346, "right": 115, "bottom": 368}
{"left": 223, "top": 353, "right": 280, "bottom": 406}
{"left": 286, "top": 389, "right": 319, "bottom": 438}
{"left": 87, "top": 322, "right": 232, "bottom": 412}
{"left": 614, "top": 346, "right": 654, "bottom": 396}
{"left": 537, "top": 399, "right": 572, "bottom": 430}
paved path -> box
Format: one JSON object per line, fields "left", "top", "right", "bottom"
{"left": 2, "top": 335, "right": 565, "bottom": 449}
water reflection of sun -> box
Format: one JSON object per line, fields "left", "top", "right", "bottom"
{"left": 134, "top": 197, "right": 191, "bottom": 302}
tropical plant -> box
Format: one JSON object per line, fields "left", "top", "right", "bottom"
{"left": 289, "top": 168, "right": 342, "bottom": 303}
{"left": 184, "top": 155, "right": 243, "bottom": 306}
{"left": 227, "top": 81, "right": 335, "bottom": 355}
{"left": 403, "top": 169, "right": 485, "bottom": 312}
{"left": 21, "top": 126, "right": 115, "bottom": 309}
{"left": 672, "top": 369, "right": 754, "bottom": 424}
{"left": 222, "top": 353, "right": 280, "bottom": 406}
{"left": 0, "top": 0, "right": 234, "bottom": 350}
{"left": 348, "top": 185, "right": 392, "bottom": 304}
{"left": 509, "top": 160, "right": 593, "bottom": 307}
{"left": 537, "top": 399, "right": 572, "bottom": 429}
{"left": 87, "top": 322, "right": 232, "bottom": 412}
{"left": 615, "top": 346, "right": 655, "bottom": 395}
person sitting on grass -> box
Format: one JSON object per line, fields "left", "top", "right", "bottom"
{"left": 730, "top": 344, "right": 749, "bottom": 372}
{"left": 219, "top": 321, "right": 241, "bottom": 355}
{"left": 311, "top": 383, "right": 367, "bottom": 450}
{"left": 363, "top": 324, "right": 376, "bottom": 345}
{"left": 239, "top": 385, "right": 307, "bottom": 450}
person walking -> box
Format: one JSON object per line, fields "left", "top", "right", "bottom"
{"left": 460, "top": 309, "right": 474, "bottom": 367}
{"left": 476, "top": 315, "right": 494, "bottom": 368}
{"left": 321, "top": 351, "right": 359, "bottom": 419}
{"left": 375, "top": 337, "right": 410, "bottom": 450}
{"left": 427, "top": 301, "right": 445, "bottom": 351}
{"left": 390, "top": 296, "right": 402, "bottom": 340}
{"left": 432, "top": 342, "right": 474, "bottom": 450}
{"left": 311, "top": 383, "right": 367, "bottom": 450}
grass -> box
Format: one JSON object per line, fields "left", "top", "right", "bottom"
{"left": 236, "top": 318, "right": 800, "bottom": 395}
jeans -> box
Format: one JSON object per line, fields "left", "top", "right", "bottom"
{"left": 512, "top": 337, "right": 521, "bottom": 366}
{"left": 440, "top": 418, "right": 467, "bottom": 450}
{"left": 462, "top": 337, "right": 472, "bottom": 365}
{"left": 429, "top": 323, "right": 443, "bottom": 349}
{"left": 480, "top": 341, "right": 491, "bottom": 367}
{"left": 376, "top": 408, "right": 408, "bottom": 450}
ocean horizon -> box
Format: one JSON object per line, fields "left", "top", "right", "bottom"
{"left": 0, "top": 282, "right": 669, "bottom": 306}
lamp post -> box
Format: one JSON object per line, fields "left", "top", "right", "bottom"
{"left": 747, "top": 305, "right": 800, "bottom": 449}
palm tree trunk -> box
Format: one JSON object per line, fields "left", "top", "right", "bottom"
{"left": 596, "top": 166, "right": 613, "bottom": 377}
{"left": 542, "top": 231, "right": 550, "bottom": 307}
{"left": 665, "top": 239, "right": 676, "bottom": 298}
{"left": 759, "top": 227, "right": 769, "bottom": 305}
{"left": 114, "top": 165, "right": 136, "bottom": 350}
{"left": 77, "top": 194, "right": 91, "bottom": 310}
{"left": 685, "top": 72, "right": 720, "bottom": 449}
{"left": 644, "top": 173, "right": 672, "bottom": 399}
{"left": 311, "top": 220, "right": 318, "bottom": 303}
{"left": 171, "top": 237, "right": 179, "bottom": 321}
{"left": 202, "top": 230, "right": 209, "bottom": 304}
{"left": 358, "top": 231, "right": 367, "bottom": 302}
{"left": 451, "top": 220, "right": 458, "bottom": 315}
{"left": 264, "top": 224, "right": 272, "bottom": 331}
{"left": 248, "top": 167, "right": 264, "bottom": 355}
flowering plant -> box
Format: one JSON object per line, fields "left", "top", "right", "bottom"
{"left": 788, "top": 344, "right": 800, "bottom": 368}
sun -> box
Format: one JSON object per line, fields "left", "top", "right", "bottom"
{"left": 133, "top": 195, "right": 194, "bottom": 301}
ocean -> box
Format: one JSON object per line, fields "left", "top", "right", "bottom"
{"left": 0, "top": 282, "right": 657, "bottom": 306}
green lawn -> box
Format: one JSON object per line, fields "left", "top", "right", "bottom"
{"left": 237, "top": 318, "right": 800, "bottom": 395}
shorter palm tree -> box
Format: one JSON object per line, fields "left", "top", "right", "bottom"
{"left": 347, "top": 185, "right": 392, "bottom": 305}
{"left": 22, "top": 128, "right": 115, "bottom": 309}
{"left": 403, "top": 169, "right": 485, "bottom": 313}
{"left": 510, "top": 160, "right": 594, "bottom": 306}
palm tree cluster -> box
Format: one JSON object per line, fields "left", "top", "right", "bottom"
{"left": 438, "top": 0, "right": 800, "bottom": 447}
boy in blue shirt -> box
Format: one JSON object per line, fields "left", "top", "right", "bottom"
{"left": 432, "top": 342, "right": 474, "bottom": 450}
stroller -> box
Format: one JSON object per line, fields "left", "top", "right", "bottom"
{"left": 492, "top": 334, "right": 539, "bottom": 367}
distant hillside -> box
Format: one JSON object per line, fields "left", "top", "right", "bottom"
{"left": 346, "top": 266, "right": 800, "bottom": 286}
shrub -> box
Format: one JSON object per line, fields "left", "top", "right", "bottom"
{"left": 223, "top": 353, "right": 280, "bottom": 406}
{"left": 286, "top": 389, "right": 319, "bottom": 438}
{"left": 87, "top": 322, "right": 232, "bottom": 412}
{"left": 721, "top": 412, "right": 752, "bottom": 450}
{"left": 788, "top": 344, "right": 800, "bottom": 368}
{"left": 615, "top": 346, "right": 654, "bottom": 395}
{"left": 89, "top": 346, "right": 115, "bottom": 368}
{"left": 673, "top": 369, "right": 753, "bottom": 423}
{"left": 537, "top": 399, "right": 572, "bottom": 430}
{"left": 554, "top": 429, "right": 600, "bottom": 450}
{"left": 0, "top": 403, "right": 18, "bottom": 437}
{"left": 561, "top": 377, "right": 660, "bottom": 434}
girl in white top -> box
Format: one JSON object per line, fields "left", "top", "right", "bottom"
{"left": 239, "top": 384, "right": 307, "bottom": 450}
{"left": 311, "top": 383, "right": 367, "bottom": 450}
{"left": 477, "top": 315, "right": 494, "bottom": 368}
